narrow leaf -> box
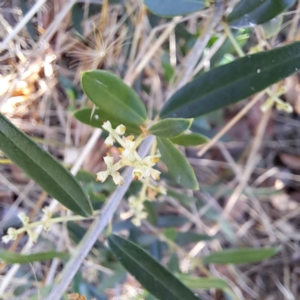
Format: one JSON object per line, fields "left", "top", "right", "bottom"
{"left": 0, "top": 250, "right": 68, "bottom": 264}
{"left": 227, "top": 0, "right": 295, "bottom": 28}
{"left": 175, "top": 232, "right": 215, "bottom": 246}
{"left": 19, "top": 0, "right": 36, "bottom": 40}
{"left": 149, "top": 118, "right": 192, "bottom": 138}
{"left": 157, "top": 137, "right": 198, "bottom": 190}
{"left": 73, "top": 107, "right": 141, "bottom": 135}
{"left": 82, "top": 71, "right": 147, "bottom": 126}
{"left": 177, "top": 274, "right": 228, "bottom": 290}
{"left": 0, "top": 114, "right": 93, "bottom": 216}
{"left": 108, "top": 234, "right": 201, "bottom": 300}
{"left": 170, "top": 133, "right": 209, "bottom": 146}
{"left": 168, "top": 253, "right": 181, "bottom": 273}
{"left": 144, "top": 0, "right": 206, "bottom": 17}
{"left": 160, "top": 42, "right": 300, "bottom": 118}
{"left": 202, "top": 248, "right": 278, "bottom": 265}
{"left": 261, "top": 15, "right": 283, "bottom": 38}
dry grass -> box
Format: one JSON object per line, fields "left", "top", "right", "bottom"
{"left": 1, "top": 0, "right": 300, "bottom": 299}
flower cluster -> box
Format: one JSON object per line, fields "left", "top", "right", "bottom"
{"left": 260, "top": 97, "right": 293, "bottom": 113}
{"left": 128, "top": 196, "right": 148, "bottom": 227}
{"left": 128, "top": 184, "right": 167, "bottom": 227}
{"left": 260, "top": 88, "right": 293, "bottom": 114}
{"left": 2, "top": 208, "right": 53, "bottom": 244}
{"left": 97, "top": 121, "right": 165, "bottom": 226}
{"left": 96, "top": 121, "right": 161, "bottom": 185}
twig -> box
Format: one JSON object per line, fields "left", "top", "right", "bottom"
{"left": 287, "top": 0, "right": 300, "bottom": 42}
{"left": 192, "top": 34, "right": 226, "bottom": 77}
{"left": 44, "top": 136, "right": 155, "bottom": 300}
{"left": 44, "top": 3, "right": 223, "bottom": 298}
{"left": 124, "top": 17, "right": 182, "bottom": 86}
{"left": 197, "top": 92, "right": 265, "bottom": 157}
{"left": 223, "top": 110, "right": 271, "bottom": 217}
{"left": 175, "top": 0, "right": 224, "bottom": 90}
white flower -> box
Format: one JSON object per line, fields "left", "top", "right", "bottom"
{"left": 18, "top": 212, "right": 29, "bottom": 225}
{"left": 131, "top": 213, "right": 147, "bottom": 227}
{"left": 128, "top": 196, "right": 148, "bottom": 227}
{"left": 104, "top": 134, "right": 114, "bottom": 146}
{"left": 2, "top": 227, "right": 18, "bottom": 244}
{"left": 2, "top": 235, "right": 12, "bottom": 244}
{"left": 17, "top": 212, "right": 37, "bottom": 243}
{"left": 27, "top": 230, "right": 38, "bottom": 244}
{"left": 120, "top": 137, "right": 141, "bottom": 164}
{"left": 157, "top": 186, "right": 167, "bottom": 195}
{"left": 132, "top": 156, "right": 160, "bottom": 180}
{"left": 102, "top": 120, "right": 113, "bottom": 132}
{"left": 97, "top": 156, "right": 124, "bottom": 185}
{"left": 143, "top": 156, "right": 159, "bottom": 166}
{"left": 150, "top": 169, "right": 161, "bottom": 180}
{"left": 128, "top": 196, "right": 143, "bottom": 210}
{"left": 102, "top": 121, "right": 126, "bottom": 146}
{"left": 115, "top": 124, "right": 126, "bottom": 135}
{"left": 42, "top": 207, "right": 52, "bottom": 231}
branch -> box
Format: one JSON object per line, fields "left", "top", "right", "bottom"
{"left": 45, "top": 2, "right": 225, "bottom": 299}
{"left": 44, "top": 135, "right": 155, "bottom": 300}
{"left": 175, "top": 0, "right": 224, "bottom": 90}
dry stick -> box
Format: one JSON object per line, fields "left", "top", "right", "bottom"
{"left": 190, "top": 104, "right": 272, "bottom": 258}
{"left": 287, "top": 0, "right": 300, "bottom": 42}
{"left": 124, "top": 16, "right": 182, "bottom": 86}
{"left": 128, "top": 5, "right": 146, "bottom": 65}
{"left": 192, "top": 34, "right": 226, "bottom": 77}
{"left": 175, "top": 0, "right": 224, "bottom": 90}
{"left": 189, "top": 158, "right": 300, "bottom": 183}
{"left": 123, "top": 9, "right": 212, "bottom": 86}
{"left": 44, "top": 136, "right": 155, "bottom": 300}
{"left": 0, "top": 0, "right": 46, "bottom": 51}
{"left": 197, "top": 92, "right": 265, "bottom": 157}
{"left": 223, "top": 111, "right": 271, "bottom": 217}
{"left": 0, "top": 0, "right": 78, "bottom": 109}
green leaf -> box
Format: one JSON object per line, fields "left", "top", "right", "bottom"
{"left": 210, "top": 30, "right": 250, "bottom": 68}
{"left": 160, "top": 41, "right": 300, "bottom": 118}
{"left": 157, "top": 137, "right": 198, "bottom": 189}
{"left": 163, "top": 228, "right": 177, "bottom": 241}
{"left": 175, "top": 232, "right": 215, "bottom": 246}
{"left": 144, "top": 201, "right": 158, "bottom": 226}
{"left": 177, "top": 274, "right": 228, "bottom": 290}
{"left": 167, "top": 189, "right": 196, "bottom": 206}
{"left": 67, "top": 222, "right": 103, "bottom": 249}
{"left": 158, "top": 215, "right": 188, "bottom": 227}
{"left": 149, "top": 118, "right": 192, "bottom": 138}
{"left": 29, "top": 286, "right": 53, "bottom": 300}
{"left": 0, "top": 114, "right": 93, "bottom": 217}
{"left": 227, "top": 0, "right": 295, "bottom": 28}
{"left": 168, "top": 253, "right": 181, "bottom": 274}
{"left": 170, "top": 133, "right": 209, "bottom": 146}
{"left": 0, "top": 250, "right": 68, "bottom": 264}
{"left": 98, "top": 269, "right": 127, "bottom": 291}
{"left": 73, "top": 107, "right": 141, "bottom": 135}
{"left": 108, "top": 234, "right": 202, "bottom": 300}
{"left": 19, "top": 0, "right": 36, "bottom": 41}
{"left": 144, "top": 0, "right": 206, "bottom": 17}
{"left": 81, "top": 70, "right": 147, "bottom": 126}
{"left": 261, "top": 15, "right": 283, "bottom": 38}
{"left": 203, "top": 248, "right": 278, "bottom": 265}
{"left": 167, "top": 189, "right": 219, "bottom": 221}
